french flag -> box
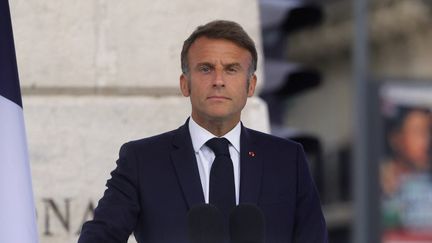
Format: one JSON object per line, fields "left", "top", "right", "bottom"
{"left": 0, "top": 0, "right": 39, "bottom": 242}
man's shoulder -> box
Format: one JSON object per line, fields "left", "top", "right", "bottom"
{"left": 120, "top": 125, "right": 184, "bottom": 152}
{"left": 243, "top": 126, "right": 301, "bottom": 148}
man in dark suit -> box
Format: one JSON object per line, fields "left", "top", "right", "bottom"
{"left": 78, "top": 20, "right": 327, "bottom": 243}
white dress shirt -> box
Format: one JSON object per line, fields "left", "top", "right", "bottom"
{"left": 188, "top": 117, "right": 241, "bottom": 205}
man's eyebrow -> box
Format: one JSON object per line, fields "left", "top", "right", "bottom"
{"left": 195, "top": 62, "right": 214, "bottom": 68}
{"left": 224, "top": 63, "right": 242, "bottom": 69}
{"left": 193, "top": 62, "right": 243, "bottom": 70}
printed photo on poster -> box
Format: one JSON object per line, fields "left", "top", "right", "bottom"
{"left": 380, "top": 83, "right": 432, "bottom": 242}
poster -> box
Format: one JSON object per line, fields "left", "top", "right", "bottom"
{"left": 380, "top": 83, "right": 432, "bottom": 243}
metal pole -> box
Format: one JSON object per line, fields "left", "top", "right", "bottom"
{"left": 353, "top": 0, "right": 376, "bottom": 242}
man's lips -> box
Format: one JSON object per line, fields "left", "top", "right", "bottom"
{"left": 207, "top": 96, "right": 230, "bottom": 100}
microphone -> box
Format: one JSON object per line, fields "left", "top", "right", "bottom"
{"left": 187, "top": 204, "right": 227, "bottom": 243}
{"left": 229, "top": 204, "right": 265, "bottom": 243}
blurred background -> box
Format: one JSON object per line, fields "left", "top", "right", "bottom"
{"left": 9, "top": 0, "right": 432, "bottom": 242}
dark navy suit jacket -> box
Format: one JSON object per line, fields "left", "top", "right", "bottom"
{"left": 79, "top": 120, "right": 328, "bottom": 243}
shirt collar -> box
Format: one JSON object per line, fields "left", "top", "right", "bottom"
{"left": 188, "top": 117, "right": 241, "bottom": 153}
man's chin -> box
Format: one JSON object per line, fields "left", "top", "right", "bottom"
{"left": 206, "top": 113, "right": 240, "bottom": 123}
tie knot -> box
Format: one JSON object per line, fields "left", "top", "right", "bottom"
{"left": 206, "top": 137, "right": 230, "bottom": 156}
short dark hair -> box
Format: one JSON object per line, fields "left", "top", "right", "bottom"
{"left": 181, "top": 20, "right": 258, "bottom": 75}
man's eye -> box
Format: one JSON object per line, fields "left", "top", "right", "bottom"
{"left": 199, "top": 66, "right": 211, "bottom": 73}
{"left": 226, "top": 67, "right": 238, "bottom": 74}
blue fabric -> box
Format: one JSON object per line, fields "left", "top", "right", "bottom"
{"left": 206, "top": 137, "right": 236, "bottom": 222}
{"left": 0, "top": 0, "right": 22, "bottom": 108}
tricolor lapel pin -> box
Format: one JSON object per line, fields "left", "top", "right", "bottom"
{"left": 248, "top": 151, "right": 256, "bottom": 157}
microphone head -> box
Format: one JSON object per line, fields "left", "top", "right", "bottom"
{"left": 188, "top": 204, "right": 227, "bottom": 243}
{"left": 229, "top": 204, "right": 265, "bottom": 243}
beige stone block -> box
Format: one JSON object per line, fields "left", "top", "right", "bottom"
{"left": 11, "top": 0, "right": 97, "bottom": 88}
{"left": 23, "top": 96, "right": 268, "bottom": 243}
{"left": 11, "top": 0, "right": 263, "bottom": 91}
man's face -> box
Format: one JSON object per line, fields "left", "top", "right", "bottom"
{"left": 180, "top": 37, "right": 256, "bottom": 126}
{"left": 397, "top": 111, "right": 431, "bottom": 168}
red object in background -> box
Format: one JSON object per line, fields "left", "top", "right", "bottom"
{"left": 383, "top": 229, "right": 432, "bottom": 243}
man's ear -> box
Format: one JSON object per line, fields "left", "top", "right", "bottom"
{"left": 180, "top": 74, "right": 190, "bottom": 97}
{"left": 247, "top": 74, "right": 257, "bottom": 97}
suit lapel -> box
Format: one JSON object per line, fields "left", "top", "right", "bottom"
{"left": 170, "top": 120, "right": 205, "bottom": 209}
{"left": 239, "top": 125, "right": 263, "bottom": 204}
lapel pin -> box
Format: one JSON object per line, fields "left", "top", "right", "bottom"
{"left": 248, "top": 151, "right": 256, "bottom": 157}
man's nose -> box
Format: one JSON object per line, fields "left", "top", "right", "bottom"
{"left": 212, "top": 70, "right": 225, "bottom": 87}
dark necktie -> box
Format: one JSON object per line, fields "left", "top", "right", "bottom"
{"left": 206, "top": 137, "right": 236, "bottom": 219}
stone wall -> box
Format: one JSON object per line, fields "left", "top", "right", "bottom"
{"left": 10, "top": 1, "right": 269, "bottom": 242}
